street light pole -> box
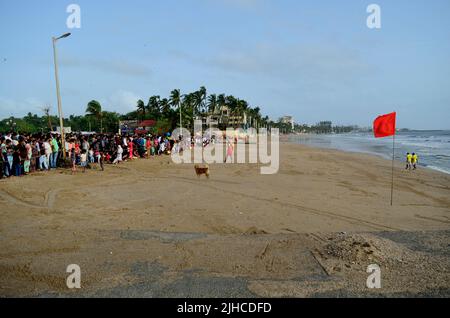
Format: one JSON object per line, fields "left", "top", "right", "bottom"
{"left": 179, "top": 100, "right": 182, "bottom": 139}
{"left": 52, "top": 33, "right": 71, "bottom": 160}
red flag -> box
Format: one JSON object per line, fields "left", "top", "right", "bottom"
{"left": 373, "top": 112, "right": 396, "bottom": 138}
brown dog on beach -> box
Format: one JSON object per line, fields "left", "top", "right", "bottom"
{"left": 194, "top": 164, "right": 210, "bottom": 178}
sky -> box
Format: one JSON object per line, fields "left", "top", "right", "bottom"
{"left": 0, "top": 0, "right": 449, "bottom": 129}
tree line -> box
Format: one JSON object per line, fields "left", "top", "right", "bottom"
{"left": 0, "top": 86, "right": 359, "bottom": 134}
{"left": 0, "top": 87, "right": 272, "bottom": 134}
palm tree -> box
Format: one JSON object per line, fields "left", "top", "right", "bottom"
{"left": 147, "top": 95, "right": 160, "bottom": 118}
{"left": 253, "top": 107, "right": 261, "bottom": 129}
{"left": 136, "top": 99, "right": 146, "bottom": 120}
{"left": 192, "top": 90, "right": 203, "bottom": 118}
{"left": 86, "top": 100, "right": 103, "bottom": 133}
{"left": 237, "top": 99, "right": 249, "bottom": 127}
{"left": 182, "top": 93, "right": 195, "bottom": 130}
{"left": 207, "top": 94, "right": 217, "bottom": 114}
{"left": 199, "top": 86, "right": 207, "bottom": 114}
{"left": 170, "top": 89, "right": 181, "bottom": 109}
{"left": 225, "top": 95, "right": 239, "bottom": 128}
{"left": 170, "top": 89, "right": 182, "bottom": 132}
{"left": 217, "top": 94, "right": 226, "bottom": 125}
{"left": 160, "top": 98, "right": 171, "bottom": 117}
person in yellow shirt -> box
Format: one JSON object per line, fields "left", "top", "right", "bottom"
{"left": 406, "top": 152, "right": 412, "bottom": 170}
{"left": 412, "top": 153, "right": 418, "bottom": 170}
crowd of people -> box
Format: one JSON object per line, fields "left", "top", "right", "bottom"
{"left": 0, "top": 131, "right": 180, "bottom": 178}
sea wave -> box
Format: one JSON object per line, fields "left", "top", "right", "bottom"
{"left": 425, "top": 165, "right": 450, "bottom": 175}
{"left": 290, "top": 130, "right": 450, "bottom": 175}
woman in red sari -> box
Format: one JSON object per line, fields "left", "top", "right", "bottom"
{"left": 128, "top": 137, "right": 134, "bottom": 160}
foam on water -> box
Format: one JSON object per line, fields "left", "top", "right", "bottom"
{"left": 290, "top": 130, "right": 450, "bottom": 175}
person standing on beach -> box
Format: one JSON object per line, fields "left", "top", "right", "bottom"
{"left": 23, "top": 140, "right": 32, "bottom": 175}
{"left": 406, "top": 152, "right": 412, "bottom": 170}
{"left": 224, "top": 140, "right": 234, "bottom": 163}
{"left": 129, "top": 137, "right": 134, "bottom": 160}
{"left": 70, "top": 148, "right": 77, "bottom": 174}
{"left": 50, "top": 135, "right": 59, "bottom": 169}
{"left": 99, "top": 152, "right": 105, "bottom": 171}
{"left": 1, "top": 137, "right": 8, "bottom": 177}
{"left": 43, "top": 138, "right": 52, "bottom": 169}
{"left": 80, "top": 150, "right": 87, "bottom": 173}
{"left": 412, "top": 153, "right": 419, "bottom": 170}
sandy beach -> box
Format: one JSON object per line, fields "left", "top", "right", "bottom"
{"left": 1, "top": 142, "right": 449, "bottom": 297}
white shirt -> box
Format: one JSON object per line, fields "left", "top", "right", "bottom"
{"left": 44, "top": 142, "right": 52, "bottom": 155}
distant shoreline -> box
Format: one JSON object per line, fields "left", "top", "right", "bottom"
{"left": 285, "top": 132, "right": 450, "bottom": 176}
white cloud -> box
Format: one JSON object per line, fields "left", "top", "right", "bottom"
{"left": 102, "top": 90, "right": 142, "bottom": 113}
{"left": 0, "top": 96, "right": 47, "bottom": 117}
{"left": 171, "top": 43, "right": 373, "bottom": 84}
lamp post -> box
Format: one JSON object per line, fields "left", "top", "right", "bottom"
{"left": 52, "top": 32, "right": 71, "bottom": 160}
{"left": 179, "top": 99, "right": 182, "bottom": 140}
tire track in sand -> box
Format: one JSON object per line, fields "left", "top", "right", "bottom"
{"left": 150, "top": 176, "right": 402, "bottom": 231}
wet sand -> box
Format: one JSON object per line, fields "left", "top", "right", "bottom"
{"left": 0, "top": 143, "right": 449, "bottom": 297}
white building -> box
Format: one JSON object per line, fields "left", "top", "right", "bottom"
{"left": 280, "top": 116, "right": 295, "bottom": 130}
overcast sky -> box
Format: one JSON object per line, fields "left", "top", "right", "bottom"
{"left": 0, "top": 0, "right": 449, "bottom": 129}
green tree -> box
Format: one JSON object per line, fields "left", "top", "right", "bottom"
{"left": 86, "top": 100, "right": 103, "bottom": 133}
{"left": 160, "top": 98, "right": 171, "bottom": 117}
{"left": 147, "top": 95, "right": 161, "bottom": 119}
{"left": 136, "top": 99, "right": 146, "bottom": 120}
{"left": 102, "top": 111, "right": 120, "bottom": 133}
{"left": 207, "top": 94, "right": 217, "bottom": 114}
{"left": 199, "top": 86, "right": 207, "bottom": 114}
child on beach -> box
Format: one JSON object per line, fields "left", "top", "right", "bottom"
{"left": 88, "top": 148, "right": 95, "bottom": 164}
{"left": 70, "top": 148, "right": 77, "bottom": 174}
{"left": 80, "top": 150, "right": 87, "bottom": 173}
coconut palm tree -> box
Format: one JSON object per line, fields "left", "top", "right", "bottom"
{"left": 147, "top": 95, "right": 160, "bottom": 118}
{"left": 216, "top": 94, "right": 227, "bottom": 125}
{"left": 199, "top": 86, "right": 207, "bottom": 114}
{"left": 170, "top": 89, "right": 181, "bottom": 110}
{"left": 170, "top": 89, "right": 183, "bottom": 131}
{"left": 86, "top": 100, "right": 103, "bottom": 132}
{"left": 160, "top": 98, "right": 171, "bottom": 117}
{"left": 136, "top": 99, "right": 146, "bottom": 120}
{"left": 207, "top": 94, "right": 217, "bottom": 114}
{"left": 182, "top": 93, "right": 196, "bottom": 130}
{"left": 192, "top": 90, "right": 203, "bottom": 118}
{"left": 225, "top": 95, "right": 238, "bottom": 127}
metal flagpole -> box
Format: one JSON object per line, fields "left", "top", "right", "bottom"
{"left": 390, "top": 134, "right": 395, "bottom": 206}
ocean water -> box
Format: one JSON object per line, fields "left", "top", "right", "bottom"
{"left": 289, "top": 130, "right": 450, "bottom": 175}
